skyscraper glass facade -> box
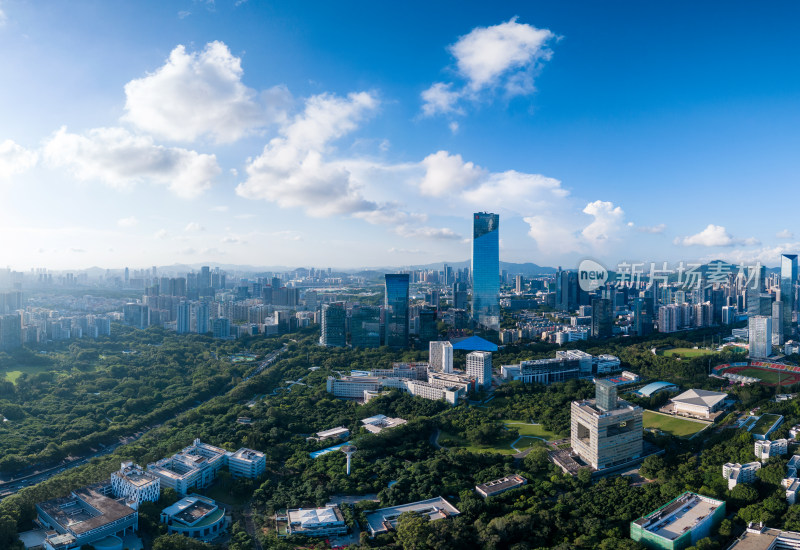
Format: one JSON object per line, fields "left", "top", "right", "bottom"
{"left": 385, "top": 274, "right": 409, "bottom": 348}
{"left": 472, "top": 212, "right": 500, "bottom": 331}
{"left": 781, "top": 254, "right": 797, "bottom": 339}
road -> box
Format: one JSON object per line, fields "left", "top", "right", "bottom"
{"left": 0, "top": 343, "right": 288, "bottom": 501}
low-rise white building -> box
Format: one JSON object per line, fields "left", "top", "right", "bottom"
{"left": 161, "top": 494, "right": 227, "bottom": 542}
{"left": 755, "top": 439, "right": 789, "bottom": 462}
{"left": 110, "top": 462, "right": 160, "bottom": 510}
{"left": 283, "top": 506, "right": 347, "bottom": 537}
{"left": 361, "top": 414, "right": 406, "bottom": 434}
{"left": 670, "top": 389, "right": 728, "bottom": 419}
{"left": 722, "top": 462, "right": 761, "bottom": 490}
{"left": 228, "top": 448, "right": 266, "bottom": 479}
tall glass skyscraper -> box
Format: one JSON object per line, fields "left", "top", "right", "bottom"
{"left": 472, "top": 212, "right": 500, "bottom": 331}
{"left": 384, "top": 274, "right": 410, "bottom": 348}
{"left": 781, "top": 254, "right": 797, "bottom": 338}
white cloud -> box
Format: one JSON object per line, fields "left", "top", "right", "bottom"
{"left": 421, "top": 18, "right": 556, "bottom": 117}
{"left": 451, "top": 17, "right": 555, "bottom": 92}
{"left": 43, "top": 126, "right": 220, "bottom": 198}
{"left": 449, "top": 121, "right": 459, "bottom": 134}
{"left": 523, "top": 216, "right": 581, "bottom": 255}
{"left": 462, "top": 170, "right": 567, "bottom": 210}
{"left": 777, "top": 229, "right": 794, "bottom": 239}
{"left": 636, "top": 223, "right": 666, "bottom": 234}
{"left": 185, "top": 222, "right": 205, "bottom": 232}
{"left": 155, "top": 229, "right": 169, "bottom": 239}
{"left": 418, "top": 151, "right": 484, "bottom": 196}
{"left": 210, "top": 205, "right": 229, "bottom": 212}
{"left": 117, "top": 216, "right": 138, "bottom": 228}
{"left": 123, "top": 41, "right": 288, "bottom": 143}
{"left": 395, "top": 225, "right": 461, "bottom": 240}
{"left": 675, "top": 224, "right": 758, "bottom": 247}
{"left": 236, "top": 91, "right": 381, "bottom": 217}
{"left": 581, "top": 200, "right": 625, "bottom": 244}
{"left": 420, "top": 82, "right": 463, "bottom": 117}
{"left": 0, "top": 139, "right": 38, "bottom": 178}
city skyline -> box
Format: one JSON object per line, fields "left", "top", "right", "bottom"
{"left": 2, "top": 2, "right": 800, "bottom": 270}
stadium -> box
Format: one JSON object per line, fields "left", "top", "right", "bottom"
{"left": 713, "top": 361, "right": 800, "bottom": 387}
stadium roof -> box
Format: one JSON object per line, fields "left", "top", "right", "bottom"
{"left": 451, "top": 336, "right": 498, "bottom": 352}
{"left": 635, "top": 381, "right": 680, "bottom": 397}
{"left": 672, "top": 389, "right": 728, "bottom": 409}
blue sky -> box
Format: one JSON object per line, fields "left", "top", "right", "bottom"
{"left": 1, "top": 1, "right": 799, "bottom": 270}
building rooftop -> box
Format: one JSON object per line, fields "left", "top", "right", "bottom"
{"left": 475, "top": 475, "right": 527, "bottom": 497}
{"left": 230, "top": 448, "right": 265, "bottom": 463}
{"left": 573, "top": 398, "right": 640, "bottom": 418}
{"left": 38, "top": 487, "right": 136, "bottom": 536}
{"left": 671, "top": 389, "right": 727, "bottom": 409}
{"left": 315, "top": 426, "right": 350, "bottom": 439}
{"left": 287, "top": 506, "right": 345, "bottom": 530}
{"left": 162, "top": 495, "right": 220, "bottom": 528}
{"left": 365, "top": 497, "right": 460, "bottom": 536}
{"left": 361, "top": 415, "right": 407, "bottom": 433}
{"left": 114, "top": 462, "right": 157, "bottom": 487}
{"left": 633, "top": 492, "right": 723, "bottom": 541}
{"left": 636, "top": 381, "right": 680, "bottom": 397}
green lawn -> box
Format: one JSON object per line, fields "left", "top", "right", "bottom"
{"left": 751, "top": 413, "right": 783, "bottom": 436}
{"left": 660, "top": 347, "right": 715, "bottom": 358}
{"left": 733, "top": 368, "right": 788, "bottom": 385}
{"left": 501, "top": 420, "right": 560, "bottom": 440}
{"left": 2, "top": 362, "right": 60, "bottom": 384}
{"left": 643, "top": 410, "right": 708, "bottom": 438}
{"left": 438, "top": 428, "right": 547, "bottom": 456}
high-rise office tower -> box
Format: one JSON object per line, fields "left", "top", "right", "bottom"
{"left": 472, "top": 212, "right": 500, "bottom": 331}
{"left": 781, "top": 254, "right": 797, "bottom": 339}
{"left": 350, "top": 305, "right": 381, "bottom": 348}
{"left": 749, "top": 315, "right": 772, "bottom": 358}
{"left": 418, "top": 308, "right": 438, "bottom": 346}
{"left": 453, "top": 282, "right": 468, "bottom": 310}
{"left": 384, "top": 274, "right": 410, "bottom": 348}
{"left": 772, "top": 301, "right": 784, "bottom": 346}
{"left": 591, "top": 298, "right": 613, "bottom": 338}
{"left": 746, "top": 265, "right": 766, "bottom": 316}
{"left": 658, "top": 305, "right": 679, "bottom": 333}
{"left": 466, "top": 351, "right": 492, "bottom": 390}
{"left": 556, "top": 268, "right": 578, "bottom": 312}
{"left": 515, "top": 275, "right": 524, "bottom": 293}
{"left": 176, "top": 300, "right": 191, "bottom": 334}
{"left": 320, "top": 302, "right": 347, "bottom": 347}
{"left": 429, "top": 341, "right": 453, "bottom": 373}
{"left": 633, "top": 298, "right": 653, "bottom": 336}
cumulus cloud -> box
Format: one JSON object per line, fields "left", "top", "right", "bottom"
{"left": 117, "top": 216, "right": 138, "bottom": 228}
{"left": 123, "top": 41, "right": 289, "bottom": 143}
{"left": 155, "top": 229, "right": 169, "bottom": 239}
{"left": 777, "top": 229, "right": 794, "bottom": 239}
{"left": 43, "top": 127, "right": 220, "bottom": 198}
{"left": 236, "top": 91, "right": 381, "bottom": 217}
{"left": 581, "top": 201, "right": 625, "bottom": 244}
{"left": 418, "top": 151, "right": 484, "bottom": 196}
{"left": 420, "top": 82, "right": 463, "bottom": 117}
{"left": 675, "top": 224, "right": 758, "bottom": 247}
{"left": 0, "top": 139, "right": 38, "bottom": 178}
{"left": 421, "top": 18, "right": 557, "bottom": 117}
{"left": 462, "top": 170, "right": 567, "bottom": 210}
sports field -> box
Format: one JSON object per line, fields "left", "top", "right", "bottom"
{"left": 643, "top": 410, "right": 708, "bottom": 438}
{"left": 660, "top": 347, "right": 715, "bottom": 358}
{"left": 721, "top": 365, "right": 800, "bottom": 387}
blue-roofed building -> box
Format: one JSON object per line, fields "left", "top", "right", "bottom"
{"left": 451, "top": 336, "right": 498, "bottom": 352}
{"left": 635, "top": 381, "right": 679, "bottom": 397}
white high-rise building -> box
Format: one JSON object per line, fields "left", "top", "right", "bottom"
{"left": 749, "top": 315, "right": 773, "bottom": 358}
{"left": 658, "top": 305, "right": 678, "bottom": 333}
{"left": 466, "top": 351, "right": 492, "bottom": 390}
{"left": 429, "top": 341, "right": 453, "bottom": 373}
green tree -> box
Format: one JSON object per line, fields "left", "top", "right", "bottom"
{"left": 395, "top": 511, "right": 432, "bottom": 550}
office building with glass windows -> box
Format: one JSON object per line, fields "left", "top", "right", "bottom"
{"left": 385, "top": 274, "right": 410, "bottom": 348}
{"left": 472, "top": 212, "right": 500, "bottom": 331}
{"left": 781, "top": 254, "right": 797, "bottom": 339}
